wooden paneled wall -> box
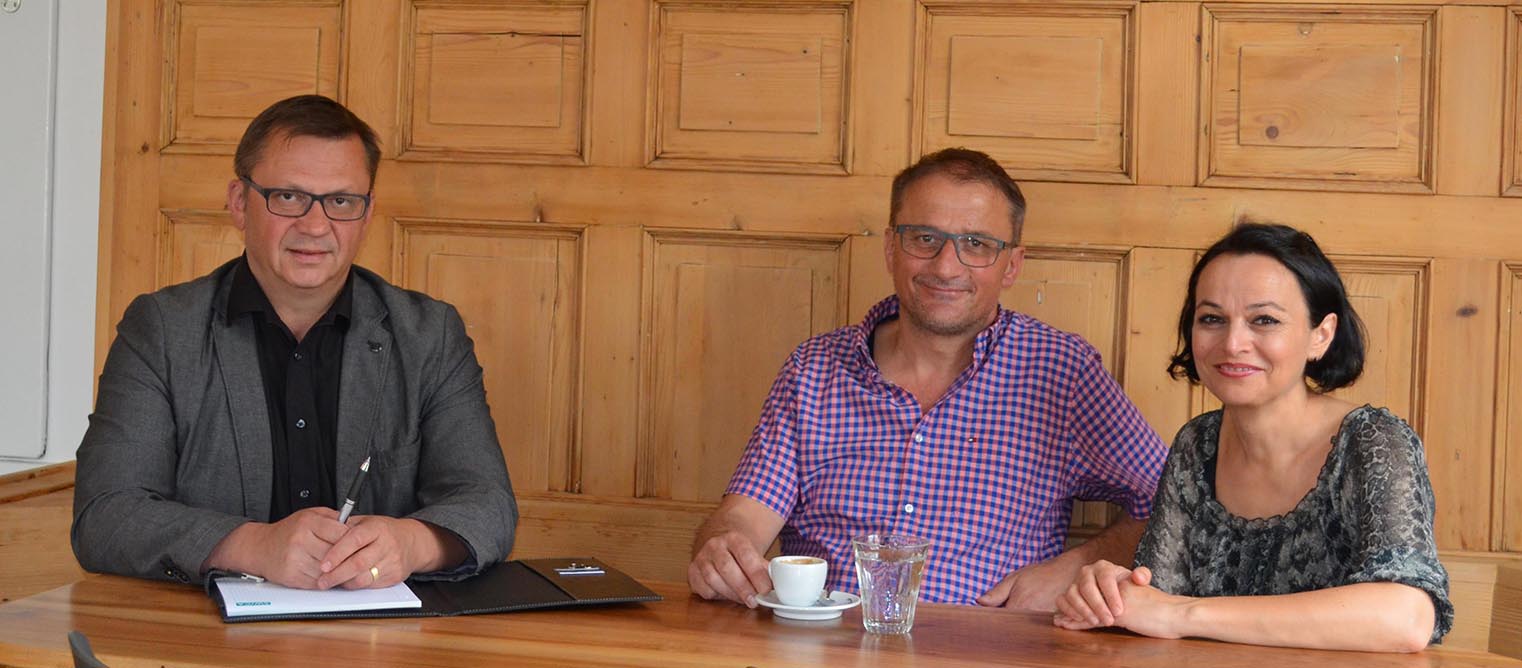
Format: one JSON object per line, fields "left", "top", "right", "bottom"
{"left": 100, "top": 0, "right": 1522, "bottom": 582}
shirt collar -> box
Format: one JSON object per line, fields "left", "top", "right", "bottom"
{"left": 225, "top": 255, "right": 354, "bottom": 330}
{"left": 853, "top": 295, "right": 1011, "bottom": 375}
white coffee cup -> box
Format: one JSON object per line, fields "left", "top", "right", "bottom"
{"left": 768, "top": 555, "right": 828, "bottom": 607}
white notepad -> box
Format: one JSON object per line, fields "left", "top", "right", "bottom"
{"left": 213, "top": 578, "right": 422, "bottom": 618}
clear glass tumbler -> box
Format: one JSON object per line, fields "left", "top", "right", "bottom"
{"left": 852, "top": 534, "right": 930, "bottom": 634}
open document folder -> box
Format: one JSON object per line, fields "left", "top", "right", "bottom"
{"left": 207, "top": 557, "right": 660, "bottom": 623}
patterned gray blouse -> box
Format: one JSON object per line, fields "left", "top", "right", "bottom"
{"left": 1134, "top": 405, "right": 1453, "bottom": 643}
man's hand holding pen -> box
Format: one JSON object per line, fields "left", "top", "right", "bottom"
{"left": 316, "top": 516, "right": 423, "bottom": 589}
{"left": 314, "top": 515, "right": 470, "bottom": 589}
{"left": 202, "top": 507, "right": 348, "bottom": 589}
{"left": 204, "top": 454, "right": 471, "bottom": 590}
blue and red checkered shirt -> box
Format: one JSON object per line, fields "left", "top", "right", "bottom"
{"left": 726, "top": 296, "right": 1167, "bottom": 604}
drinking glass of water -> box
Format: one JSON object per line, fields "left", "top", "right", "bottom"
{"left": 851, "top": 534, "right": 930, "bottom": 634}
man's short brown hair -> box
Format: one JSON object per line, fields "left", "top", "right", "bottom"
{"left": 889, "top": 148, "right": 1027, "bottom": 244}
{"left": 233, "top": 94, "right": 381, "bottom": 186}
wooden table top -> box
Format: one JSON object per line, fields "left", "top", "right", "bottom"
{"left": 0, "top": 575, "right": 1516, "bottom": 668}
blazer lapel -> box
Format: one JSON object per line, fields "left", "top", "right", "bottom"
{"left": 335, "top": 277, "right": 392, "bottom": 513}
{"left": 211, "top": 297, "right": 274, "bottom": 522}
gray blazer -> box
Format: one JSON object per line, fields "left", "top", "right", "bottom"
{"left": 72, "top": 260, "right": 517, "bottom": 584}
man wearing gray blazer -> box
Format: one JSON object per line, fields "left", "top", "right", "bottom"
{"left": 72, "top": 95, "right": 517, "bottom": 590}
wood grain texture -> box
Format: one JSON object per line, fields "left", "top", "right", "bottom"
{"left": 0, "top": 462, "right": 76, "bottom": 505}
{"left": 1435, "top": 6, "right": 1505, "bottom": 196}
{"left": 149, "top": 152, "right": 1522, "bottom": 259}
{"left": 1, "top": 575, "right": 1519, "bottom": 667}
{"left": 1494, "top": 563, "right": 1522, "bottom": 659}
{"left": 0, "top": 490, "right": 84, "bottom": 604}
{"left": 850, "top": 0, "right": 916, "bottom": 177}
{"left": 1136, "top": 1, "right": 1200, "bottom": 186}
{"left": 1448, "top": 557, "right": 1501, "bottom": 652}
{"left": 1424, "top": 259, "right": 1501, "bottom": 551}
{"left": 1500, "top": 263, "right": 1522, "bottom": 552}
{"left": 1121, "top": 247, "right": 1197, "bottom": 445}
{"left": 1506, "top": 8, "right": 1522, "bottom": 196}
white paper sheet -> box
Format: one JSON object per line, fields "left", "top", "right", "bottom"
{"left": 214, "top": 578, "right": 422, "bottom": 618}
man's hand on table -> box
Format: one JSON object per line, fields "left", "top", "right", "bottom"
{"left": 977, "top": 551, "right": 1086, "bottom": 611}
{"left": 688, "top": 530, "right": 773, "bottom": 608}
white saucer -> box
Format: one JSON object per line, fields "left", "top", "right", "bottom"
{"left": 755, "top": 590, "right": 862, "bottom": 621}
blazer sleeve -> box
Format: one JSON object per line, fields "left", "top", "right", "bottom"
{"left": 71, "top": 294, "right": 250, "bottom": 584}
{"left": 403, "top": 303, "right": 518, "bottom": 580}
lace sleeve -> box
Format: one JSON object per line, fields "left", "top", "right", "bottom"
{"left": 1134, "top": 417, "right": 1208, "bottom": 596}
{"left": 1338, "top": 409, "right": 1454, "bottom": 644}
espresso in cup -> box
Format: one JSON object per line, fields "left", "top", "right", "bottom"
{"left": 768, "top": 555, "right": 827, "bottom": 607}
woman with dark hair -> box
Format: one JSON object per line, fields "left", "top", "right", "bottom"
{"left": 1052, "top": 223, "right": 1452, "bottom": 652}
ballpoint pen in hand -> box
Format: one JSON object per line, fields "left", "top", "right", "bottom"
{"left": 336, "top": 456, "right": 371, "bottom": 524}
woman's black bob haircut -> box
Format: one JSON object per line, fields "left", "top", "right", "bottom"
{"left": 1167, "top": 222, "right": 1366, "bottom": 393}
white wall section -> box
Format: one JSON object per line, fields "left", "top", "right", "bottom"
{"left": 0, "top": 0, "right": 104, "bottom": 472}
{"left": 0, "top": 0, "right": 59, "bottom": 460}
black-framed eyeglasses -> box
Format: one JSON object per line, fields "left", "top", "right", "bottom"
{"left": 891, "top": 224, "right": 1013, "bottom": 268}
{"left": 240, "top": 177, "right": 372, "bottom": 222}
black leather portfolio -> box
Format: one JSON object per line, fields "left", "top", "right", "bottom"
{"left": 207, "top": 557, "right": 661, "bottom": 623}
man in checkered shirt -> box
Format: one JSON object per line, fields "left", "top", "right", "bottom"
{"left": 688, "top": 148, "right": 1169, "bottom": 610}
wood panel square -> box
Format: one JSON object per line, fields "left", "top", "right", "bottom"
{"left": 164, "top": 1, "right": 342, "bottom": 154}
{"left": 427, "top": 33, "right": 566, "bottom": 129}
{"left": 395, "top": 220, "right": 583, "bottom": 496}
{"left": 158, "top": 210, "right": 243, "bottom": 288}
{"left": 404, "top": 3, "right": 588, "bottom": 164}
{"left": 1337, "top": 261, "right": 1424, "bottom": 420}
{"left": 948, "top": 35, "right": 1104, "bottom": 141}
{"left": 649, "top": 2, "right": 853, "bottom": 174}
{"left": 1003, "top": 249, "right": 1125, "bottom": 373}
{"left": 1200, "top": 5, "right": 1435, "bottom": 193}
{"left": 916, "top": 3, "right": 1136, "bottom": 184}
{"left": 190, "top": 26, "right": 322, "bottom": 118}
{"left": 639, "top": 231, "right": 848, "bottom": 502}
{"left": 1238, "top": 45, "right": 1402, "bottom": 149}
{"left": 677, "top": 34, "right": 824, "bottom": 134}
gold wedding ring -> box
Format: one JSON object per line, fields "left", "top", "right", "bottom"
{"left": 370, "top": 565, "right": 380, "bottom": 582}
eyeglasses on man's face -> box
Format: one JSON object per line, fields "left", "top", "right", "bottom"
{"left": 240, "top": 177, "right": 372, "bottom": 222}
{"left": 891, "top": 224, "right": 1013, "bottom": 268}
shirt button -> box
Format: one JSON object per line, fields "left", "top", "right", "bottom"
{"left": 299, "top": 489, "right": 311, "bottom": 499}
{"left": 293, "top": 352, "right": 303, "bottom": 361}
{"left": 913, "top": 434, "right": 924, "bottom": 444}
{"left": 296, "top": 418, "right": 306, "bottom": 429}
{"left": 904, "top": 503, "right": 915, "bottom": 514}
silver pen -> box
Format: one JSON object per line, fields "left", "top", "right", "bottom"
{"left": 336, "top": 456, "right": 371, "bottom": 524}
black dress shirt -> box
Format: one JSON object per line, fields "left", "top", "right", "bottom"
{"left": 225, "top": 257, "right": 353, "bottom": 521}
